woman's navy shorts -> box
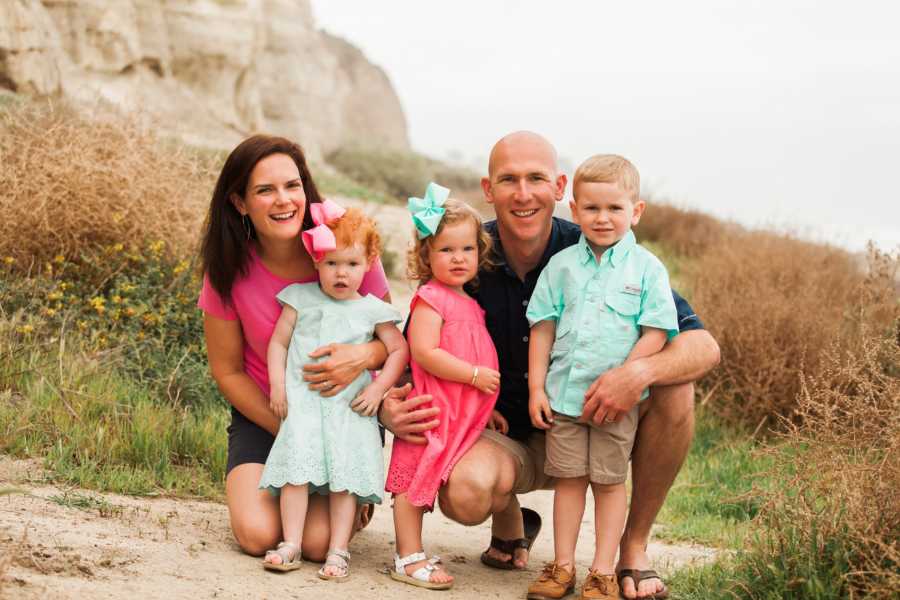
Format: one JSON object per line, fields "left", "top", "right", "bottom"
{"left": 226, "top": 409, "right": 274, "bottom": 475}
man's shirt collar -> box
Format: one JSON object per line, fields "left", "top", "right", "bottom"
{"left": 577, "top": 229, "right": 636, "bottom": 267}
{"left": 487, "top": 217, "right": 566, "bottom": 280}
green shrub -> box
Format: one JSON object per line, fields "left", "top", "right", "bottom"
{"left": 326, "top": 145, "right": 480, "bottom": 201}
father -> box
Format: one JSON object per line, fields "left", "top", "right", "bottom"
{"left": 382, "top": 131, "right": 720, "bottom": 599}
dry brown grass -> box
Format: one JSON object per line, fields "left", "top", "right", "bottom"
{"left": 634, "top": 200, "right": 738, "bottom": 258}
{"left": 642, "top": 200, "right": 900, "bottom": 430}
{"left": 753, "top": 325, "right": 900, "bottom": 598}
{"left": 0, "top": 100, "right": 217, "bottom": 268}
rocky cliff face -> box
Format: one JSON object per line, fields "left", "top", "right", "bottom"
{"left": 0, "top": 0, "right": 409, "bottom": 156}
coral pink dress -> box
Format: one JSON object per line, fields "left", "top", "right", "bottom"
{"left": 385, "top": 280, "right": 499, "bottom": 508}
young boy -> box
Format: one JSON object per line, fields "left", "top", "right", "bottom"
{"left": 524, "top": 154, "right": 678, "bottom": 600}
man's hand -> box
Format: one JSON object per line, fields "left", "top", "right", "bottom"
{"left": 303, "top": 343, "right": 367, "bottom": 397}
{"left": 581, "top": 359, "right": 650, "bottom": 425}
{"left": 350, "top": 385, "right": 383, "bottom": 417}
{"left": 269, "top": 387, "right": 287, "bottom": 420}
{"left": 472, "top": 366, "right": 500, "bottom": 394}
{"left": 486, "top": 409, "right": 509, "bottom": 435}
{"left": 529, "top": 389, "right": 553, "bottom": 430}
{"left": 379, "top": 383, "right": 440, "bottom": 444}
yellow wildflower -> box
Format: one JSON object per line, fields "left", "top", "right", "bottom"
{"left": 17, "top": 324, "right": 34, "bottom": 334}
{"left": 77, "top": 320, "right": 88, "bottom": 331}
{"left": 53, "top": 254, "right": 65, "bottom": 264}
{"left": 173, "top": 260, "right": 189, "bottom": 275}
{"left": 89, "top": 297, "right": 106, "bottom": 314}
{"left": 112, "top": 243, "right": 124, "bottom": 253}
{"left": 112, "top": 295, "right": 122, "bottom": 304}
{"left": 47, "top": 291, "right": 64, "bottom": 302}
{"left": 44, "top": 308, "right": 57, "bottom": 317}
{"left": 149, "top": 240, "right": 165, "bottom": 255}
{"left": 3, "top": 256, "right": 14, "bottom": 265}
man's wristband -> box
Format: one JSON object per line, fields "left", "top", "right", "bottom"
{"left": 470, "top": 366, "right": 479, "bottom": 386}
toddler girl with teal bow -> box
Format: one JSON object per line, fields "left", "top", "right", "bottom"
{"left": 385, "top": 183, "right": 503, "bottom": 590}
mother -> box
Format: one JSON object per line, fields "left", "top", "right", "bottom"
{"left": 198, "top": 135, "right": 392, "bottom": 559}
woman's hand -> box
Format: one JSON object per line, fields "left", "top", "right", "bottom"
{"left": 303, "top": 342, "right": 369, "bottom": 397}
{"left": 378, "top": 383, "right": 440, "bottom": 444}
{"left": 486, "top": 410, "right": 509, "bottom": 435}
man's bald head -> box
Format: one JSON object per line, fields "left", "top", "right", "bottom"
{"left": 487, "top": 131, "right": 560, "bottom": 178}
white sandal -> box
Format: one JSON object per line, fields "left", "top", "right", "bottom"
{"left": 390, "top": 552, "right": 453, "bottom": 590}
{"left": 262, "top": 541, "right": 302, "bottom": 572}
{"left": 317, "top": 548, "right": 351, "bottom": 581}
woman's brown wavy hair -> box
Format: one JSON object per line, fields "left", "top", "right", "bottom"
{"left": 200, "top": 135, "right": 322, "bottom": 304}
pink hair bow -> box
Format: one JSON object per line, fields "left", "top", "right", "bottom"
{"left": 301, "top": 199, "right": 347, "bottom": 261}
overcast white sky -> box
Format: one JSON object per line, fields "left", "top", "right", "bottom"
{"left": 311, "top": 1, "right": 900, "bottom": 251}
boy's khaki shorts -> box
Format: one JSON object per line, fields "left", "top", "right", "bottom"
{"left": 545, "top": 408, "right": 639, "bottom": 485}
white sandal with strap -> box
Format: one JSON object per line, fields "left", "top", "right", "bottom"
{"left": 317, "top": 548, "right": 351, "bottom": 581}
{"left": 390, "top": 552, "right": 453, "bottom": 590}
{"left": 262, "top": 541, "right": 302, "bottom": 572}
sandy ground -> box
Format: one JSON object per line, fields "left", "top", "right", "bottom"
{"left": 0, "top": 452, "right": 715, "bottom": 600}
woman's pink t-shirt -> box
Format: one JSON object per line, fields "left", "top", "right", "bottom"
{"left": 198, "top": 249, "right": 390, "bottom": 395}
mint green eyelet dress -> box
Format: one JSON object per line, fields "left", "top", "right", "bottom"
{"left": 258, "top": 282, "right": 401, "bottom": 504}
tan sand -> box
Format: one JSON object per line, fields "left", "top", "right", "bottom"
{"left": 1, "top": 453, "right": 714, "bottom": 600}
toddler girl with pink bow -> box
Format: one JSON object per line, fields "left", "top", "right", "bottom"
{"left": 258, "top": 201, "right": 408, "bottom": 580}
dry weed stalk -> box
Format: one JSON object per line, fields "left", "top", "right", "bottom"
{"left": 0, "top": 101, "right": 217, "bottom": 267}
{"left": 756, "top": 328, "right": 899, "bottom": 598}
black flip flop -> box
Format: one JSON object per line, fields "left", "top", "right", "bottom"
{"left": 616, "top": 569, "right": 670, "bottom": 599}
{"left": 480, "top": 507, "right": 542, "bottom": 570}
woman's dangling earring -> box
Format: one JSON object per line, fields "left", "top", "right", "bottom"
{"left": 242, "top": 214, "right": 251, "bottom": 241}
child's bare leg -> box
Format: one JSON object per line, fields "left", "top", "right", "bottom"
{"left": 590, "top": 481, "right": 627, "bottom": 574}
{"left": 553, "top": 476, "right": 590, "bottom": 572}
{"left": 267, "top": 483, "right": 308, "bottom": 564}
{"left": 393, "top": 492, "right": 453, "bottom": 584}
{"left": 320, "top": 491, "right": 356, "bottom": 576}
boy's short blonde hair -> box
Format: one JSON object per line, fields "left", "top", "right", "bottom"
{"left": 407, "top": 198, "right": 493, "bottom": 285}
{"left": 573, "top": 154, "right": 640, "bottom": 201}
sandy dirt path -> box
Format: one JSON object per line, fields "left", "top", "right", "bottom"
{"left": 1, "top": 454, "right": 714, "bottom": 600}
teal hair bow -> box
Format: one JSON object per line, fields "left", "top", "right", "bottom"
{"left": 408, "top": 182, "right": 450, "bottom": 239}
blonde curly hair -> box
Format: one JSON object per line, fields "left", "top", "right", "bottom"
{"left": 407, "top": 198, "right": 493, "bottom": 286}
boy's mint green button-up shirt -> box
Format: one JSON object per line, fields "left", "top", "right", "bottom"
{"left": 525, "top": 230, "right": 678, "bottom": 417}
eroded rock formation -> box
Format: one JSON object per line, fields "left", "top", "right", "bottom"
{"left": 0, "top": 0, "right": 409, "bottom": 155}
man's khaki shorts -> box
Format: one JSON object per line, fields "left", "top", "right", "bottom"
{"left": 545, "top": 408, "right": 639, "bottom": 484}
{"left": 480, "top": 429, "right": 556, "bottom": 494}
